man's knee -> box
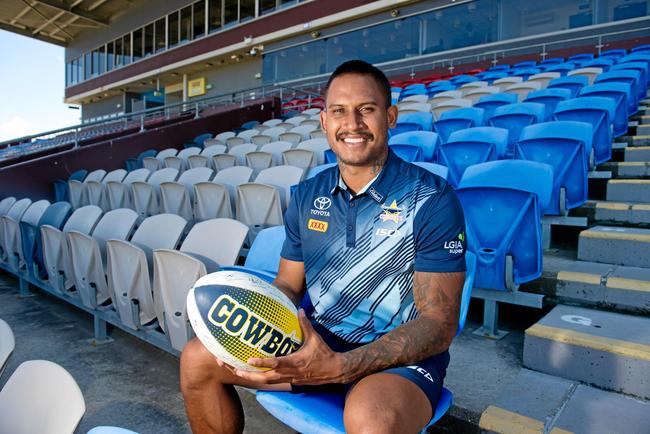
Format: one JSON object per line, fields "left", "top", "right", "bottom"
{"left": 344, "top": 400, "right": 401, "bottom": 434}
{"left": 180, "top": 338, "right": 224, "bottom": 391}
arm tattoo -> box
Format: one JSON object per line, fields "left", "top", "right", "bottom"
{"left": 340, "top": 271, "right": 464, "bottom": 383}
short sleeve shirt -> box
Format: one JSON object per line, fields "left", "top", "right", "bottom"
{"left": 281, "top": 150, "right": 466, "bottom": 344}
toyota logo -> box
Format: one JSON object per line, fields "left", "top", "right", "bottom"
{"left": 314, "top": 197, "right": 332, "bottom": 210}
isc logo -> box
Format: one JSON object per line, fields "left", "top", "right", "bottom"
{"left": 307, "top": 219, "right": 328, "bottom": 232}
{"left": 375, "top": 228, "right": 402, "bottom": 238}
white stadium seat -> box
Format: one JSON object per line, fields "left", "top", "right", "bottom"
{"left": 260, "top": 126, "right": 287, "bottom": 141}
{"left": 132, "top": 167, "right": 179, "bottom": 219}
{"left": 193, "top": 182, "right": 233, "bottom": 221}
{"left": 262, "top": 118, "right": 283, "bottom": 127}
{"left": 160, "top": 167, "right": 213, "bottom": 221}
{"left": 2, "top": 199, "right": 48, "bottom": 272}
{"left": 245, "top": 151, "right": 274, "bottom": 175}
{"left": 250, "top": 134, "right": 272, "bottom": 146}
{"left": 0, "top": 198, "right": 32, "bottom": 263}
{"left": 297, "top": 138, "right": 330, "bottom": 165}
{"left": 236, "top": 183, "right": 284, "bottom": 243}
{"left": 214, "top": 131, "right": 236, "bottom": 143}
{"left": 164, "top": 146, "right": 200, "bottom": 172}
{"left": 106, "top": 168, "right": 150, "bottom": 210}
{"left": 278, "top": 132, "right": 302, "bottom": 146}
{"left": 504, "top": 81, "right": 543, "bottom": 100}
{"left": 237, "top": 129, "right": 259, "bottom": 142}
{"left": 212, "top": 153, "right": 238, "bottom": 171}
{"left": 213, "top": 166, "right": 253, "bottom": 213}
{"left": 255, "top": 165, "right": 303, "bottom": 209}
{"left": 86, "top": 168, "right": 126, "bottom": 210}
{"left": 229, "top": 143, "right": 257, "bottom": 166}
{"left": 260, "top": 141, "right": 292, "bottom": 166}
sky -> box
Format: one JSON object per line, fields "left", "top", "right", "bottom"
{"left": 0, "top": 30, "right": 80, "bottom": 143}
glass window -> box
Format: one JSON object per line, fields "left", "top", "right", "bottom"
{"left": 66, "top": 62, "right": 71, "bottom": 86}
{"left": 123, "top": 33, "right": 132, "bottom": 64}
{"left": 224, "top": 0, "right": 238, "bottom": 25}
{"left": 154, "top": 18, "right": 166, "bottom": 53}
{"left": 168, "top": 11, "right": 179, "bottom": 47}
{"left": 261, "top": 0, "right": 277, "bottom": 14}
{"left": 602, "top": 0, "right": 647, "bottom": 22}
{"left": 115, "top": 37, "right": 123, "bottom": 66}
{"left": 240, "top": 0, "right": 255, "bottom": 22}
{"left": 133, "top": 28, "right": 143, "bottom": 61}
{"left": 209, "top": 0, "right": 222, "bottom": 32}
{"left": 144, "top": 23, "right": 154, "bottom": 57}
{"left": 180, "top": 6, "right": 192, "bottom": 43}
{"left": 84, "top": 52, "right": 91, "bottom": 80}
{"left": 91, "top": 48, "right": 100, "bottom": 75}
{"left": 273, "top": 40, "right": 327, "bottom": 82}
{"left": 499, "top": 0, "right": 592, "bottom": 39}
{"left": 193, "top": 1, "right": 205, "bottom": 38}
{"left": 106, "top": 41, "right": 114, "bottom": 72}
{"left": 278, "top": 0, "right": 298, "bottom": 9}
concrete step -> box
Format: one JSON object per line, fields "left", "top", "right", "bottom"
{"left": 598, "top": 161, "right": 650, "bottom": 178}
{"left": 576, "top": 200, "right": 650, "bottom": 226}
{"left": 523, "top": 305, "right": 650, "bottom": 399}
{"left": 625, "top": 145, "right": 650, "bottom": 160}
{"left": 620, "top": 136, "right": 650, "bottom": 147}
{"left": 637, "top": 124, "right": 650, "bottom": 136}
{"left": 606, "top": 179, "right": 650, "bottom": 203}
{"left": 578, "top": 225, "right": 650, "bottom": 267}
{"left": 478, "top": 369, "right": 650, "bottom": 434}
{"left": 635, "top": 115, "right": 650, "bottom": 125}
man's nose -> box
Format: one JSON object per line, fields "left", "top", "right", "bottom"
{"left": 343, "top": 110, "right": 365, "bottom": 130}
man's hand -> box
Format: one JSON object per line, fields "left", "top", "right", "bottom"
{"left": 233, "top": 309, "right": 348, "bottom": 385}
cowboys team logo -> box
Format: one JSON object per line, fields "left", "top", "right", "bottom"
{"left": 311, "top": 197, "right": 331, "bottom": 217}
{"left": 380, "top": 200, "right": 404, "bottom": 223}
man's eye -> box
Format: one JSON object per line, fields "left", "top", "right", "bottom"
{"left": 331, "top": 108, "right": 344, "bottom": 115}
{"left": 360, "top": 106, "right": 374, "bottom": 113}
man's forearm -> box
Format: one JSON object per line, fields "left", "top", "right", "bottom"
{"left": 338, "top": 314, "right": 454, "bottom": 383}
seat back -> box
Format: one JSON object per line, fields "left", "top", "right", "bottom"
{"left": 413, "top": 162, "right": 449, "bottom": 180}
{"left": 236, "top": 184, "right": 284, "bottom": 233}
{"left": 0, "top": 197, "right": 16, "bottom": 216}
{"left": 567, "top": 67, "right": 603, "bottom": 84}
{"left": 193, "top": 182, "right": 233, "bottom": 221}
{"left": 263, "top": 127, "right": 288, "bottom": 141}
{"left": 229, "top": 143, "right": 258, "bottom": 165}
{"left": 488, "top": 102, "right": 546, "bottom": 153}
{"left": 278, "top": 132, "right": 303, "bottom": 146}
{"left": 434, "top": 107, "right": 485, "bottom": 143}
{"left": 523, "top": 88, "right": 572, "bottom": 121}
{"left": 181, "top": 218, "right": 249, "bottom": 270}
{"left": 290, "top": 125, "right": 318, "bottom": 141}
{"left": 526, "top": 72, "right": 561, "bottom": 88}
{"left": 31, "top": 202, "right": 72, "bottom": 278}
{"left": 282, "top": 149, "right": 316, "bottom": 171}
{"left": 431, "top": 99, "right": 472, "bottom": 119}
{"left": 503, "top": 81, "right": 542, "bottom": 100}
{"left": 456, "top": 160, "right": 553, "bottom": 290}
{"left": 237, "top": 128, "right": 260, "bottom": 142}
{"left": 547, "top": 75, "right": 589, "bottom": 98}
{"left": 255, "top": 165, "right": 304, "bottom": 209}
{"left": 0, "top": 360, "right": 85, "bottom": 434}
{"left": 296, "top": 138, "right": 330, "bottom": 166}
{"left": 215, "top": 131, "right": 236, "bottom": 143}
{"left": 4, "top": 200, "right": 49, "bottom": 270}
{"left": 473, "top": 93, "right": 518, "bottom": 119}
{"left": 463, "top": 86, "right": 500, "bottom": 103}
{"left": 579, "top": 82, "right": 632, "bottom": 137}
{"left": 260, "top": 141, "right": 293, "bottom": 166}
{"left": 0, "top": 319, "right": 13, "bottom": 376}
{"left": 106, "top": 168, "right": 150, "bottom": 210}
{"left": 388, "top": 131, "right": 439, "bottom": 162}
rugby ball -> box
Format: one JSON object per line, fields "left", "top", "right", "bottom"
{"left": 187, "top": 270, "right": 303, "bottom": 371}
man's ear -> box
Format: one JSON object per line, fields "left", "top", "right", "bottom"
{"left": 387, "top": 104, "right": 398, "bottom": 128}
{"left": 320, "top": 109, "right": 327, "bottom": 132}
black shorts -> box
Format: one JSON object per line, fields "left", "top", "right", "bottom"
{"left": 291, "top": 321, "right": 449, "bottom": 412}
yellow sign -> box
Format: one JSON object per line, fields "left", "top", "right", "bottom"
{"left": 188, "top": 77, "right": 206, "bottom": 97}
{"left": 307, "top": 219, "right": 328, "bottom": 233}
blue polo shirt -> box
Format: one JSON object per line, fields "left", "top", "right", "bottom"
{"left": 281, "top": 150, "right": 466, "bottom": 344}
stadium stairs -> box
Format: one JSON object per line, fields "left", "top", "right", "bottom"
{"left": 478, "top": 94, "right": 650, "bottom": 433}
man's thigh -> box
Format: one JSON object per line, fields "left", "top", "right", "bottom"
{"left": 343, "top": 372, "right": 433, "bottom": 434}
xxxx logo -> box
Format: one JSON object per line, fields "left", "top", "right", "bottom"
{"left": 307, "top": 219, "right": 328, "bottom": 233}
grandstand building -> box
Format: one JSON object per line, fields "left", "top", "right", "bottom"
{"left": 0, "top": 0, "right": 650, "bottom": 433}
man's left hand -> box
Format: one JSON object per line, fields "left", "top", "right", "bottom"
{"left": 234, "top": 309, "right": 349, "bottom": 385}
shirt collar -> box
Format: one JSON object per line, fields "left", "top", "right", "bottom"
{"left": 329, "top": 149, "right": 401, "bottom": 204}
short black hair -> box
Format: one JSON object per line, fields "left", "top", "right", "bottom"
{"left": 324, "top": 60, "right": 392, "bottom": 108}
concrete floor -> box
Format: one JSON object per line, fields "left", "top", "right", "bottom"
{"left": 0, "top": 270, "right": 542, "bottom": 434}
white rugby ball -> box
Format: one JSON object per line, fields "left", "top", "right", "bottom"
{"left": 187, "top": 270, "right": 303, "bottom": 371}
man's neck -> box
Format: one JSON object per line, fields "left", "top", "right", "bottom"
{"left": 339, "top": 151, "right": 387, "bottom": 195}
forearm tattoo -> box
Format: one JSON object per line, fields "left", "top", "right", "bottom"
{"left": 340, "top": 271, "right": 464, "bottom": 383}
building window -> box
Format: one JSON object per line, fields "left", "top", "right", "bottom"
{"left": 155, "top": 18, "right": 166, "bottom": 53}
{"left": 180, "top": 5, "right": 192, "bottom": 43}
{"left": 193, "top": 1, "right": 206, "bottom": 39}
{"left": 224, "top": 0, "right": 238, "bottom": 26}
{"left": 123, "top": 33, "right": 132, "bottom": 64}
{"left": 260, "top": 0, "right": 277, "bottom": 14}
{"left": 168, "top": 11, "right": 179, "bottom": 47}
{"left": 144, "top": 23, "right": 154, "bottom": 57}
{"left": 132, "top": 28, "right": 143, "bottom": 61}
{"left": 115, "top": 37, "right": 123, "bottom": 66}
{"left": 240, "top": 0, "right": 256, "bottom": 22}
{"left": 84, "top": 52, "right": 91, "bottom": 80}
{"left": 106, "top": 41, "right": 115, "bottom": 72}
{"left": 209, "top": 0, "right": 222, "bottom": 32}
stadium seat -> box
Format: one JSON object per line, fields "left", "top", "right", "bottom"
{"left": 477, "top": 71, "right": 508, "bottom": 83}
{"left": 455, "top": 160, "right": 552, "bottom": 290}
{"left": 188, "top": 145, "right": 227, "bottom": 169}
{"left": 492, "top": 76, "right": 523, "bottom": 89}
{"left": 260, "top": 141, "right": 293, "bottom": 166}
{"left": 434, "top": 107, "right": 485, "bottom": 143}
{"left": 278, "top": 132, "right": 303, "bottom": 146}
{"left": 215, "top": 131, "right": 236, "bottom": 143}
{"left": 539, "top": 57, "right": 564, "bottom": 66}
{"left": 212, "top": 153, "right": 238, "bottom": 171}
{"left": 401, "top": 83, "right": 427, "bottom": 97}
{"left": 28, "top": 202, "right": 72, "bottom": 280}
{"left": 241, "top": 120, "right": 260, "bottom": 130}
{"left": 594, "top": 69, "right": 642, "bottom": 111}
{"left": 526, "top": 72, "right": 561, "bottom": 88}
{"left": 53, "top": 169, "right": 87, "bottom": 203}
{"left": 567, "top": 53, "right": 595, "bottom": 65}
{"left": 41, "top": 205, "right": 103, "bottom": 294}
{"left": 160, "top": 167, "right": 214, "bottom": 221}
{"left": 401, "top": 94, "right": 429, "bottom": 103}
{"left": 503, "top": 81, "right": 542, "bottom": 101}
{"left": 255, "top": 251, "right": 477, "bottom": 434}
{"left": 598, "top": 49, "right": 626, "bottom": 60}
{"left": 86, "top": 169, "right": 127, "bottom": 210}
{"left": 107, "top": 213, "right": 187, "bottom": 330}
{"left": 262, "top": 119, "right": 283, "bottom": 127}
{"left": 487, "top": 64, "right": 510, "bottom": 72}
{"left": 250, "top": 134, "right": 272, "bottom": 146}
{"left": 0, "top": 197, "right": 16, "bottom": 216}
{"left": 459, "top": 81, "right": 489, "bottom": 92}
{"left": 255, "top": 165, "right": 303, "bottom": 209}
{"left": 397, "top": 102, "right": 432, "bottom": 114}
{"left": 547, "top": 75, "right": 589, "bottom": 97}
{"left": 553, "top": 96, "right": 615, "bottom": 165}
{"left": 584, "top": 57, "right": 614, "bottom": 72}
{"left": 516, "top": 121, "right": 593, "bottom": 215}
{"left": 286, "top": 115, "right": 307, "bottom": 126}
{"left": 152, "top": 218, "right": 249, "bottom": 351}
{"left": 297, "top": 138, "right": 330, "bottom": 165}
{"left": 0, "top": 318, "right": 13, "bottom": 376}
{"left": 124, "top": 149, "right": 155, "bottom": 172}
{"left": 68, "top": 169, "right": 106, "bottom": 209}
{"left": 523, "top": 88, "right": 572, "bottom": 121}
{"left": 513, "top": 60, "right": 537, "bottom": 69}
{"left": 449, "top": 74, "right": 478, "bottom": 85}
{"left": 143, "top": 148, "right": 177, "bottom": 172}
{"left": 631, "top": 44, "right": 650, "bottom": 53}
{"left": 394, "top": 111, "right": 434, "bottom": 134}
{"left": 567, "top": 67, "right": 603, "bottom": 85}
{"left": 202, "top": 138, "right": 223, "bottom": 148}
{"left": 431, "top": 99, "right": 473, "bottom": 120}
{"left": 68, "top": 208, "right": 138, "bottom": 309}
{"left": 132, "top": 168, "right": 179, "bottom": 219}
{"left": 225, "top": 136, "right": 246, "bottom": 149}
{"left": 611, "top": 61, "right": 649, "bottom": 90}
{"left": 213, "top": 166, "right": 254, "bottom": 213}
{"left": 463, "top": 86, "right": 501, "bottom": 103}
{"left": 164, "top": 147, "right": 201, "bottom": 172}
{"left": 282, "top": 149, "right": 316, "bottom": 171}
{"left": 426, "top": 81, "right": 455, "bottom": 96}
{"left": 228, "top": 143, "right": 257, "bottom": 166}
{"left": 427, "top": 90, "right": 463, "bottom": 106}
{"left": 488, "top": 102, "right": 545, "bottom": 155}
{"left": 193, "top": 182, "right": 233, "bottom": 221}
{"left": 106, "top": 168, "right": 150, "bottom": 210}
{"left": 2, "top": 199, "right": 49, "bottom": 272}
{"left": 544, "top": 62, "right": 577, "bottom": 76}
{"left": 413, "top": 162, "right": 449, "bottom": 180}
{"left": 511, "top": 67, "right": 542, "bottom": 81}
{"left": 219, "top": 225, "right": 285, "bottom": 282}
{"left": 307, "top": 163, "right": 337, "bottom": 179}
{"left": 0, "top": 198, "right": 32, "bottom": 263}
{"left": 237, "top": 129, "right": 260, "bottom": 142}
{"left": 245, "top": 151, "right": 274, "bottom": 176}
{"left": 438, "top": 127, "right": 509, "bottom": 187}
{"left": 193, "top": 133, "right": 213, "bottom": 147}
{"left": 236, "top": 183, "right": 284, "bottom": 243}
{"left": 0, "top": 360, "right": 85, "bottom": 434}
{"left": 388, "top": 131, "right": 439, "bottom": 162}
{"left": 579, "top": 83, "right": 632, "bottom": 137}
{"left": 290, "top": 125, "right": 318, "bottom": 141}
{"left": 473, "top": 93, "right": 518, "bottom": 120}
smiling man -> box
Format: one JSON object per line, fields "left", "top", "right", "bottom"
{"left": 180, "top": 60, "right": 466, "bottom": 434}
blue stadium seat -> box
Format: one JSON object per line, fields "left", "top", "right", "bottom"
{"left": 449, "top": 74, "right": 478, "bottom": 85}
{"left": 553, "top": 96, "right": 615, "bottom": 165}
{"left": 598, "top": 49, "right": 627, "bottom": 59}
{"left": 433, "top": 107, "right": 485, "bottom": 143}
{"left": 53, "top": 169, "right": 87, "bottom": 203}
{"left": 539, "top": 57, "right": 565, "bottom": 66}
{"left": 511, "top": 67, "right": 542, "bottom": 80}
{"left": 455, "top": 160, "right": 553, "bottom": 291}
{"left": 307, "top": 163, "right": 337, "bottom": 179}
{"left": 125, "top": 149, "right": 156, "bottom": 172}
{"left": 193, "top": 133, "right": 213, "bottom": 147}
{"left": 219, "top": 225, "right": 285, "bottom": 282}
{"left": 438, "top": 127, "right": 509, "bottom": 187}
{"left": 631, "top": 44, "right": 650, "bottom": 53}
{"left": 388, "top": 131, "right": 439, "bottom": 162}
{"left": 473, "top": 93, "right": 518, "bottom": 120}
{"left": 241, "top": 120, "right": 260, "bottom": 130}
{"left": 594, "top": 70, "right": 642, "bottom": 110}
{"left": 547, "top": 75, "right": 589, "bottom": 97}
{"left": 412, "top": 162, "right": 449, "bottom": 180}
{"left": 396, "top": 112, "right": 433, "bottom": 132}
{"left": 523, "top": 88, "right": 572, "bottom": 121}
{"left": 390, "top": 145, "right": 423, "bottom": 162}
{"left": 579, "top": 83, "right": 632, "bottom": 137}
{"left": 30, "top": 201, "right": 72, "bottom": 279}
{"left": 487, "top": 64, "right": 511, "bottom": 72}
{"left": 477, "top": 71, "right": 508, "bottom": 83}
{"left": 611, "top": 60, "right": 649, "bottom": 88}
{"left": 426, "top": 81, "right": 456, "bottom": 97}
{"left": 401, "top": 83, "right": 427, "bottom": 97}
{"left": 488, "top": 102, "right": 545, "bottom": 156}
{"left": 390, "top": 123, "right": 422, "bottom": 136}
{"left": 544, "top": 62, "right": 576, "bottom": 76}
{"left": 255, "top": 251, "right": 477, "bottom": 434}
{"left": 568, "top": 53, "right": 595, "bottom": 65}
{"left": 513, "top": 60, "right": 538, "bottom": 69}
{"left": 516, "top": 121, "right": 593, "bottom": 215}
{"left": 584, "top": 57, "right": 615, "bottom": 72}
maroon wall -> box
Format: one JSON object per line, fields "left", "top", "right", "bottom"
{"left": 0, "top": 97, "right": 280, "bottom": 201}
